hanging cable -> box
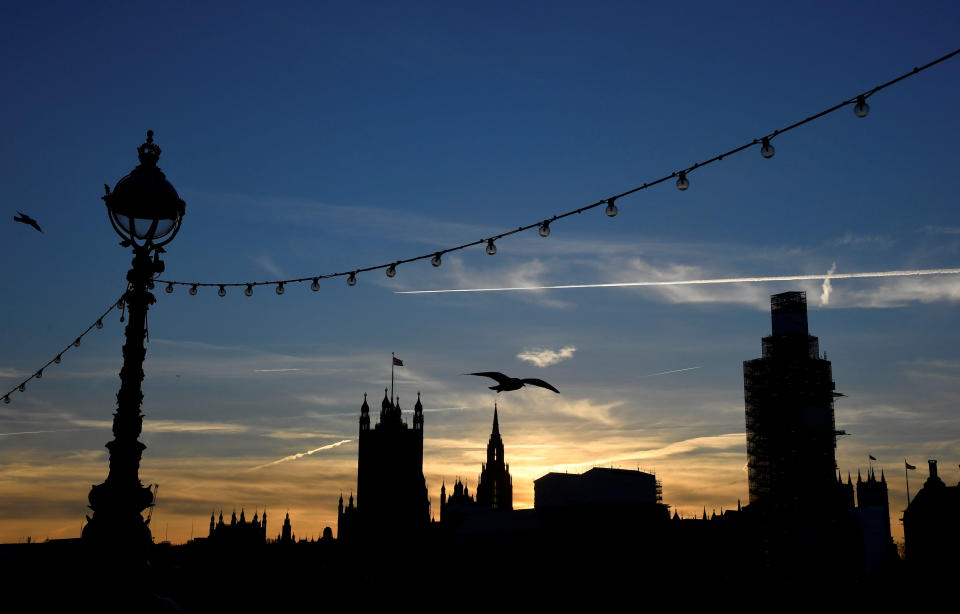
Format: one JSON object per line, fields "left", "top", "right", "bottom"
{"left": 2, "top": 293, "right": 126, "bottom": 404}
{"left": 153, "top": 47, "right": 960, "bottom": 294}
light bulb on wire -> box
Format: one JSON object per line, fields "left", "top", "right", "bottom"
{"left": 74, "top": 338, "right": 81, "bottom": 347}
{"left": 311, "top": 278, "right": 320, "bottom": 291}
{"left": 245, "top": 284, "right": 254, "bottom": 297}
{"left": 676, "top": 171, "right": 690, "bottom": 191}
{"left": 54, "top": 355, "right": 62, "bottom": 364}
{"left": 539, "top": 221, "right": 551, "bottom": 237}
{"left": 486, "top": 238, "right": 497, "bottom": 255}
{"left": 348, "top": 272, "right": 357, "bottom": 286}
{"left": 165, "top": 283, "right": 174, "bottom": 294}
{"left": 35, "top": 369, "right": 42, "bottom": 379}
{"left": 431, "top": 253, "right": 442, "bottom": 267}
{"left": 3, "top": 396, "right": 9, "bottom": 404}
{"left": 761, "top": 137, "right": 775, "bottom": 159}
{"left": 854, "top": 94, "right": 870, "bottom": 118}
{"left": 386, "top": 264, "right": 397, "bottom": 278}
{"left": 96, "top": 319, "right": 103, "bottom": 330}
{"left": 189, "top": 285, "right": 198, "bottom": 296}
{"left": 605, "top": 198, "right": 618, "bottom": 217}
{"left": 218, "top": 285, "right": 226, "bottom": 297}
{"left": 19, "top": 384, "right": 25, "bottom": 392}
{"left": 276, "top": 282, "right": 285, "bottom": 295}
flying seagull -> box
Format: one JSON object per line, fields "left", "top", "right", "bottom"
{"left": 13, "top": 211, "right": 42, "bottom": 233}
{"left": 466, "top": 371, "right": 560, "bottom": 394}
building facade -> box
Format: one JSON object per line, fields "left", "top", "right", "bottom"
{"left": 338, "top": 389, "right": 429, "bottom": 541}
{"left": 743, "top": 291, "right": 842, "bottom": 515}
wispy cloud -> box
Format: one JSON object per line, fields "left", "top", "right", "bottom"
{"left": 253, "top": 368, "right": 303, "bottom": 373}
{"left": 820, "top": 262, "right": 837, "bottom": 305}
{"left": 832, "top": 232, "right": 890, "bottom": 246}
{"left": 517, "top": 346, "right": 576, "bottom": 368}
{"left": 70, "top": 419, "right": 249, "bottom": 434}
{"left": 922, "top": 225, "right": 960, "bottom": 236}
{"left": 249, "top": 252, "right": 284, "bottom": 278}
{"left": 249, "top": 439, "right": 352, "bottom": 470}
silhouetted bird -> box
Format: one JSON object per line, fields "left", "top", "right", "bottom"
{"left": 13, "top": 211, "right": 42, "bottom": 233}
{"left": 466, "top": 371, "right": 560, "bottom": 393}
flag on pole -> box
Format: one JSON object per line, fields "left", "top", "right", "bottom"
{"left": 905, "top": 461, "right": 916, "bottom": 470}
{"left": 869, "top": 454, "right": 877, "bottom": 461}
{"left": 393, "top": 356, "right": 404, "bottom": 367}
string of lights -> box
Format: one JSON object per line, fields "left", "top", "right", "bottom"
{"left": 147, "top": 46, "right": 952, "bottom": 294}
{"left": 2, "top": 293, "right": 126, "bottom": 405}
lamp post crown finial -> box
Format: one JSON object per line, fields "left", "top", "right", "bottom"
{"left": 137, "top": 129, "right": 162, "bottom": 167}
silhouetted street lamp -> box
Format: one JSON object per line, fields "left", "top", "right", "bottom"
{"left": 83, "top": 131, "right": 185, "bottom": 559}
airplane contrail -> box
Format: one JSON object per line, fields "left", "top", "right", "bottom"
{"left": 639, "top": 366, "right": 702, "bottom": 378}
{"left": 249, "top": 439, "right": 352, "bottom": 470}
{"left": 396, "top": 267, "right": 960, "bottom": 294}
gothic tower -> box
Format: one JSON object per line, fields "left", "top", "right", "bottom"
{"left": 476, "top": 403, "right": 513, "bottom": 511}
{"left": 353, "top": 388, "right": 429, "bottom": 540}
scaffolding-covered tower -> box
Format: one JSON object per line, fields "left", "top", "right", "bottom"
{"left": 743, "top": 291, "right": 839, "bottom": 515}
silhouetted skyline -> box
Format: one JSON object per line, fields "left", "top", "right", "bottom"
{"left": 2, "top": 3, "right": 960, "bottom": 548}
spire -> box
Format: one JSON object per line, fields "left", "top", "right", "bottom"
{"left": 847, "top": 471, "right": 852, "bottom": 485}
{"left": 381, "top": 388, "right": 391, "bottom": 411}
{"left": 492, "top": 402, "right": 500, "bottom": 436}
{"left": 415, "top": 392, "right": 423, "bottom": 413}
{"left": 857, "top": 469, "right": 862, "bottom": 483}
{"left": 361, "top": 393, "right": 369, "bottom": 413}
{"left": 880, "top": 468, "right": 886, "bottom": 483}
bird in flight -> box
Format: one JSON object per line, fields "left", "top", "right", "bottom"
{"left": 466, "top": 371, "right": 560, "bottom": 394}
{"left": 13, "top": 211, "right": 42, "bottom": 233}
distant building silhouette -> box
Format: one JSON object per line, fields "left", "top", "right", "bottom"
{"left": 743, "top": 291, "right": 862, "bottom": 577}
{"left": 855, "top": 467, "right": 895, "bottom": 571}
{"left": 743, "top": 291, "right": 842, "bottom": 515}
{"left": 207, "top": 508, "right": 267, "bottom": 546}
{"left": 337, "top": 389, "right": 429, "bottom": 542}
{"left": 440, "top": 404, "right": 513, "bottom": 522}
{"left": 475, "top": 403, "right": 513, "bottom": 511}
{"left": 902, "top": 459, "right": 960, "bottom": 576}
{"left": 277, "top": 512, "right": 295, "bottom": 544}
{"left": 535, "top": 467, "right": 662, "bottom": 508}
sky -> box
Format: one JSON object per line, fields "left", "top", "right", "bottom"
{"left": 2, "top": 1, "right": 960, "bottom": 545}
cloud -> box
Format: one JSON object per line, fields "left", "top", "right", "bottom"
{"left": 249, "top": 252, "right": 285, "bottom": 278}
{"left": 832, "top": 232, "right": 890, "bottom": 246}
{"left": 517, "top": 346, "right": 576, "bottom": 368}
{"left": 820, "top": 262, "right": 837, "bottom": 305}
{"left": 70, "top": 419, "right": 249, "bottom": 434}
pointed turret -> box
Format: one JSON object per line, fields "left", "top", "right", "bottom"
{"left": 413, "top": 392, "right": 424, "bottom": 430}
{"left": 880, "top": 469, "right": 886, "bottom": 483}
{"left": 360, "top": 393, "right": 370, "bottom": 431}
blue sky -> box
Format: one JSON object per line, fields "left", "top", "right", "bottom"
{"left": 2, "top": 1, "right": 960, "bottom": 543}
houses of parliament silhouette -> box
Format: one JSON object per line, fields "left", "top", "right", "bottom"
{"left": 3, "top": 291, "right": 958, "bottom": 608}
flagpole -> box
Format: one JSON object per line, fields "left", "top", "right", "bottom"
{"left": 905, "top": 460, "right": 911, "bottom": 506}
{"left": 391, "top": 352, "right": 395, "bottom": 406}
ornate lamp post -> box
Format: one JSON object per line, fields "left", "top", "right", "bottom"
{"left": 83, "top": 131, "right": 185, "bottom": 556}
